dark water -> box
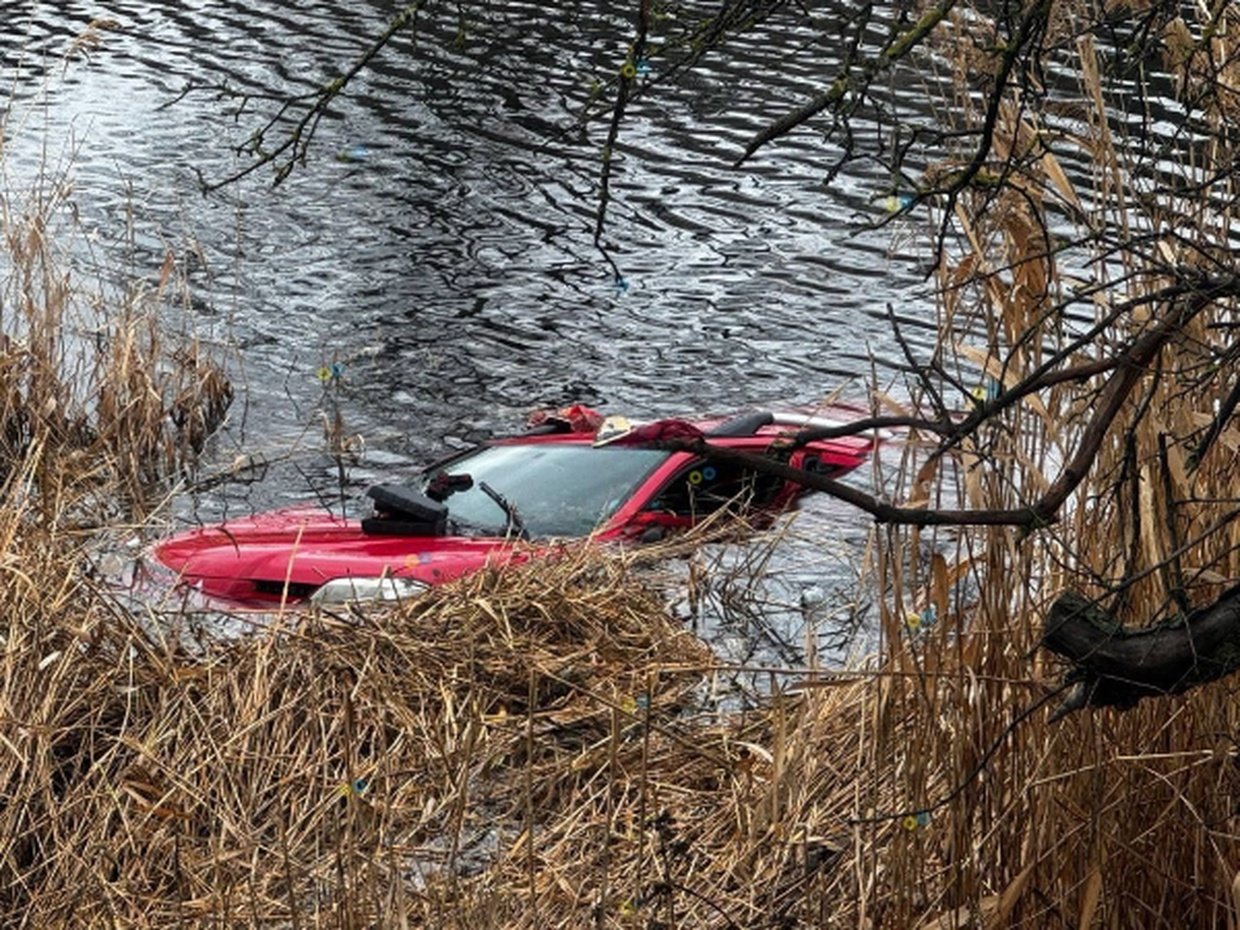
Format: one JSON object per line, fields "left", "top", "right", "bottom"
{"left": 3, "top": 0, "right": 943, "bottom": 676}
{"left": 3, "top": 0, "right": 937, "bottom": 442}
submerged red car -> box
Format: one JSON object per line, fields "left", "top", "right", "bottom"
{"left": 153, "top": 405, "right": 878, "bottom": 607}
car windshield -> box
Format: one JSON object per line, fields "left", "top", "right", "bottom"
{"left": 423, "top": 442, "right": 670, "bottom": 538}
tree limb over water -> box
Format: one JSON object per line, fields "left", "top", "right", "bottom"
{"left": 196, "top": 1, "right": 429, "bottom": 192}
{"left": 645, "top": 269, "right": 1240, "bottom": 529}
{"left": 1043, "top": 586, "right": 1240, "bottom": 717}
{"left": 735, "top": 0, "right": 958, "bottom": 168}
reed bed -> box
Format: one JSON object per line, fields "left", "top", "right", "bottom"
{"left": 446, "top": 8, "right": 1240, "bottom": 928}
{"left": 9, "top": 5, "right": 1240, "bottom": 927}
{"left": 0, "top": 523, "right": 713, "bottom": 927}
{"left": 0, "top": 171, "right": 232, "bottom": 518}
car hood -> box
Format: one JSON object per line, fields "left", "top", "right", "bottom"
{"left": 153, "top": 506, "right": 516, "bottom": 604}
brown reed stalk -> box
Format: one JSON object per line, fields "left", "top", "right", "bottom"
{"left": 0, "top": 168, "right": 231, "bottom": 520}
{"left": 11, "top": 6, "right": 1240, "bottom": 929}
{"left": 445, "top": 8, "right": 1240, "bottom": 928}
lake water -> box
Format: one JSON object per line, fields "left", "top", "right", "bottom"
{"left": 3, "top": 0, "right": 948, "bottom": 679}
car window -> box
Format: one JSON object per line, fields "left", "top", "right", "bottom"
{"left": 646, "top": 459, "right": 785, "bottom": 518}
{"left": 423, "top": 443, "right": 670, "bottom": 537}
{"left": 798, "top": 453, "right": 845, "bottom": 479}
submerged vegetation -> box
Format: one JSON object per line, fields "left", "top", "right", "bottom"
{"left": 7, "top": 1, "right": 1240, "bottom": 927}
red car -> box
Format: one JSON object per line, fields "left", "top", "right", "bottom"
{"left": 153, "top": 406, "right": 877, "bottom": 607}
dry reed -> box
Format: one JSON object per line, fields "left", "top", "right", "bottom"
{"left": 0, "top": 530, "right": 713, "bottom": 927}
{"left": 9, "top": 5, "right": 1240, "bottom": 928}
{"left": 0, "top": 175, "right": 232, "bottom": 519}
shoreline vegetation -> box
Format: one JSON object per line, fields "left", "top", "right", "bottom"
{"left": 4, "top": 196, "right": 1240, "bottom": 930}
{"left": 7, "top": 13, "right": 1240, "bottom": 930}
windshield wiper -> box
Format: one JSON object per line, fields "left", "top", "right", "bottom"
{"left": 479, "top": 481, "right": 529, "bottom": 540}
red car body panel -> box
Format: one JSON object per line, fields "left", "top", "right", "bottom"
{"left": 154, "top": 408, "right": 877, "bottom": 607}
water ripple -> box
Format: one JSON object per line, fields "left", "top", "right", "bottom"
{"left": 3, "top": 0, "right": 958, "bottom": 467}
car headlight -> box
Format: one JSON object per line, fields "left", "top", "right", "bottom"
{"left": 309, "top": 576, "right": 429, "bottom": 606}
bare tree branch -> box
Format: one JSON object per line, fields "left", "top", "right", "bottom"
{"left": 647, "top": 272, "right": 1240, "bottom": 528}
{"left": 1043, "top": 583, "right": 1240, "bottom": 715}
{"left": 735, "top": 0, "right": 958, "bottom": 166}
{"left": 198, "top": 1, "right": 428, "bottom": 192}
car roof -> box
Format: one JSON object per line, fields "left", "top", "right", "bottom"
{"left": 492, "top": 405, "right": 875, "bottom": 449}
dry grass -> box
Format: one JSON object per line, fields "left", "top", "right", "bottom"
{"left": 8, "top": 4, "right": 1240, "bottom": 928}
{"left": 0, "top": 527, "right": 713, "bottom": 927}
{"left": 0, "top": 178, "right": 231, "bottom": 520}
